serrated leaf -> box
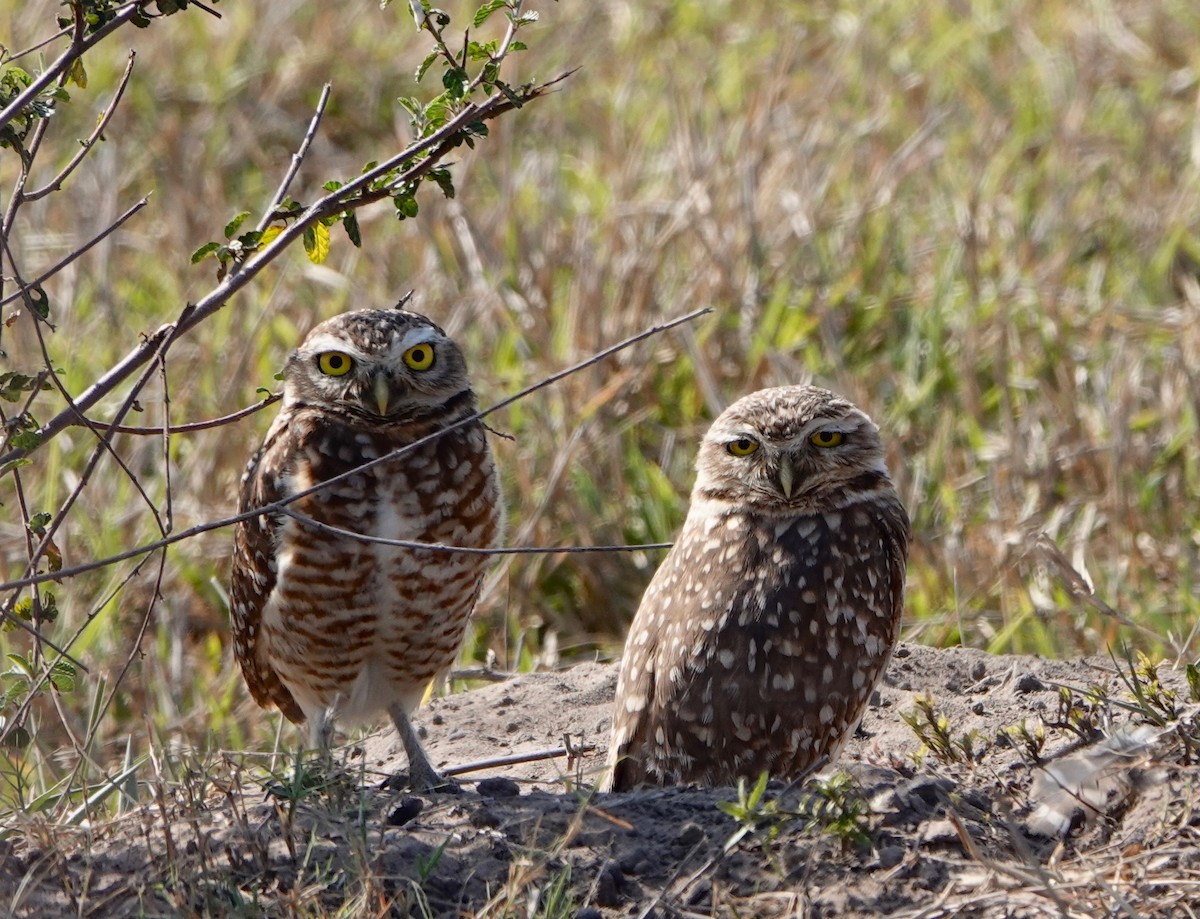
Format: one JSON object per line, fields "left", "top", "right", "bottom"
{"left": 224, "top": 211, "right": 252, "bottom": 238}
{"left": 442, "top": 67, "right": 466, "bottom": 97}
{"left": 394, "top": 196, "right": 419, "bottom": 220}
{"left": 48, "top": 659, "right": 74, "bottom": 693}
{"left": 10, "top": 430, "right": 41, "bottom": 451}
{"left": 303, "top": 222, "right": 331, "bottom": 264}
{"left": 68, "top": 58, "right": 87, "bottom": 89}
{"left": 27, "top": 512, "right": 51, "bottom": 532}
{"left": 190, "top": 241, "right": 220, "bottom": 263}
{"left": 322, "top": 179, "right": 343, "bottom": 192}
{"left": 509, "top": 40, "right": 527, "bottom": 51}
{"left": 473, "top": 0, "right": 506, "bottom": 27}
{"left": 516, "top": 10, "right": 539, "bottom": 23}
{"left": 415, "top": 51, "right": 439, "bottom": 83}
{"left": 258, "top": 225, "right": 283, "bottom": 248}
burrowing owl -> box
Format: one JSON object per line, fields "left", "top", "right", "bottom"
{"left": 230, "top": 306, "right": 501, "bottom": 791}
{"left": 605, "top": 385, "right": 909, "bottom": 790}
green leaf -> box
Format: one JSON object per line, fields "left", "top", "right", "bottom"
{"left": 303, "top": 222, "right": 330, "bottom": 264}
{"left": 10, "top": 430, "right": 41, "bottom": 451}
{"left": 473, "top": 0, "right": 506, "bottom": 27}
{"left": 27, "top": 512, "right": 52, "bottom": 532}
{"left": 415, "top": 51, "right": 439, "bottom": 83}
{"left": 343, "top": 211, "right": 362, "bottom": 247}
{"left": 68, "top": 58, "right": 88, "bottom": 89}
{"left": 28, "top": 284, "right": 49, "bottom": 320}
{"left": 442, "top": 66, "right": 467, "bottom": 98}
{"left": 1187, "top": 663, "right": 1200, "bottom": 703}
{"left": 48, "top": 659, "right": 75, "bottom": 693}
{"left": 224, "top": 211, "right": 252, "bottom": 239}
{"left": 190, "top": 241, "right": 220, "bottom": 264}
{"left": 428, "top": 167, "right": 456, "bottom": 199}
{"left": 509, "top": 40, "right": 527, "bottom": 52}
{"left": 394, "top": 195, "right": 419, "bottom": 220}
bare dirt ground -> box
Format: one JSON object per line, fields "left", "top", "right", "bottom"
{"left": 4, "top": 643, "right": 1200, "bottom": 917}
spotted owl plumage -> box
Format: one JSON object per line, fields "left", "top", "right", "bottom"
{"left": 229, "top": 306, "right": 501, "bottom": 790}
{"left": 605, "top": 385, "right": 909, "bottom": 790}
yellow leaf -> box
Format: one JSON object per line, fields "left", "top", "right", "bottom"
{"left": 69, "top": 58, "right": 87, "bottom": 89}
{"left": 303, "top": 222, "right": 330, "bottom": 264}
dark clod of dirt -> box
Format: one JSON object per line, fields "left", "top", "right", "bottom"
{"left": 1017, "top": 673, "right": 1047, "bottom": 693}
{"left": 476, "top": 776, "right": 521, "bottom": 798}
{"left": 386, "top": 796, "right": 423, "bottom": 826}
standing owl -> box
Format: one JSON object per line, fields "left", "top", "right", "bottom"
{"left": 605, "top": 385, "right": 909, "bottom": 790}
{"left": 230, "top": 306, "right": 501, "bottom": 791}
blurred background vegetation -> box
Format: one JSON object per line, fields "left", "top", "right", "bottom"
{"left": 2, "top": 0, "right": 1200, "bottom": 807}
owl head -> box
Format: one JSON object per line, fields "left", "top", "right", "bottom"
{"left": 693, "top": 385, "right": 892, "bottom": 513}
{"left": 282, "top": 308, "right": 474, "bottom": 423}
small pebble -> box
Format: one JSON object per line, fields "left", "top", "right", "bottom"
{"left": 673, "top": 822, "right": 705, "bottom": 848}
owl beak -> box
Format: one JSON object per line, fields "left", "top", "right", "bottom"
{"left": 372, "top": 372, "right": 393, "bottom": 416}
{"left": 777, "top": 454, "right": 796, "bottom": 499}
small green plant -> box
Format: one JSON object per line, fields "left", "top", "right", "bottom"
{"left": 901, "top": 696, "right": 980, "bottom": 765}
{"left": 718, "top": 770, "right": 871, "bottom": 852}
{"left": 1048, "top": 685, "right": 1107, "bottom": 741}
{"left": 1113, "top": 647, "right": 1179, "bottom": 726}
{"left": 1002, "top": 717, "right": 1047, "bottom": 762}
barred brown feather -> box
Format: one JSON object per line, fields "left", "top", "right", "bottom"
{"left": 229, "top": 308, "right": 501, "bottom": 790}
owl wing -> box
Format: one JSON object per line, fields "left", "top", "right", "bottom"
{"left": 605, "top": 540, "right": 695, "bottom": 791}
{"left": 229, "top": 414, "right": 305, "bottom": 724}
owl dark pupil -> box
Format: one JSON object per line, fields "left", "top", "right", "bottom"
{"left": 412, "top": 348, "right": 426, "bottom": 362}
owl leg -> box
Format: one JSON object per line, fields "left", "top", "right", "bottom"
{"left": 388, "top": 702, "right": 455, "bottom": 793}
{"left": 306, "top": 706, "right": 336, "bottom": 751}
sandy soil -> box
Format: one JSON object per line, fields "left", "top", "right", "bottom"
{"left": 3, "top": 643, "right": 1200, "bottom": 917}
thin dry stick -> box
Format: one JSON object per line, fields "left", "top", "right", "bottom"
{"left": 256, "top": 83, "right": 331, "bottom": 234}
{"left": 0, "top": 305, "right": 710, "bottom": 594}
{"left": 0, "top": 199, "right": 150, "bottom": 310}
{"left": 73, "top": 394, "right": 281, "bottom": 435}
{"left": 281, "top": 508, "right": 672, "bottom": 555}
{"left": 27, "top": 51, "right": 138, "bottom": 201}
{"left": 443, "top": 743, "right": 598, "bottom": 778}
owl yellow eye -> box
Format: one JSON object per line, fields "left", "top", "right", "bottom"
{"left": 726, "top": 437, "right": 759, "bottom": 457}
{"left": 402, "top": 342, "right": 436, "bottom": 371}
{"left": 317, "top": 351, "right": 353, "bottom": 376}
{"left": 810, "top": 430, "right": 845, "bottom": 448}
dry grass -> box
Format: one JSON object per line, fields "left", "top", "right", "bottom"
{"left": 1, "top": 0, "right": 1200, "bottom": 873}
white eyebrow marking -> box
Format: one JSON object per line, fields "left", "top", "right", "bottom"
{"left": 299, "top": 333, "right": 369, "bottom": 358}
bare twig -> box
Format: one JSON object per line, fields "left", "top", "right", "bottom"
{"left": 27, "top": 51, "right": 138, "bottom": 201}
{"left": 256, "top": 83, "right": 331, "bottom": 234}
{"left": 74, "top": 393, "right": 282, "bottom": 435}
{"left": 282, "top": 507, "right": 672, "bottom": 556}
{"left": 444, "top": 743, "right": 598, "bottom": 778}
{"left": 0, "top": 199, "right": 151, "bottom": 310}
